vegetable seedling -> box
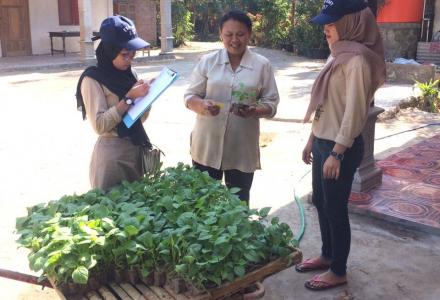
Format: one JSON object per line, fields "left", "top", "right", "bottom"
{"left": 231, "top": 83, "right": 258, "bottom": 115}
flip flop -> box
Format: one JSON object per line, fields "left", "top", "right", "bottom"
{"left": 304, "top": 274, "right": 347, "bottom": 291}
{"left": 295, "top": 258, "right": 330, "bottom": 273}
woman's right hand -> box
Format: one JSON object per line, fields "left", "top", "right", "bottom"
{"left": 202, "top": 100, "right": 220, "bottom": 116}
{"left": 127, "top": 80, "right": 150, "bottom": 99}
{"left": 302, "top": 134, "right": 314, "bottom": 165}
{"left": 186, "top": 96, "right": 220, "bottom": 116}
{"left": 116, "top": 80, "right": 150, "bottom": 116}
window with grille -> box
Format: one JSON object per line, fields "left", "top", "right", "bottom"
{"left": 58, "top": 0, "right": 79, "bottom": 25}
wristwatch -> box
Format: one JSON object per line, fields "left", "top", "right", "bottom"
{"left": 122, "top": 96, "right": 134, "bottom": 105}
{"left": 330, "top": 150, "right": 344, "bottom": 161}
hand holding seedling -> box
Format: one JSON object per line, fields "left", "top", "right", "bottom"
{"left": 232, "top": 83, "right": 257, "bottom": 105}
{"left": 203, "top": 100, "right": 220, "bottom": 116}
{"left": 231, "top": 105, "right": 257, "bottom": 118}
{"left": 230, "top": 104, "right": 272, "bottom": 118}
{"left": 231, "top": 82, "right": 267, "bottom": 118}
{"left": 186, "top": 96, "right": 221, "bottom": 116}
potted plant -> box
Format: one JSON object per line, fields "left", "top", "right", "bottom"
{"left": 414, "top": 79, "right": 440, "bottom": 113}
{"left": 111, "top": 244, "right": 128, "bottom": 283}
{"left": 231, "top": 82, "right": 258, "bottom": 115}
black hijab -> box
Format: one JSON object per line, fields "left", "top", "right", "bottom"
{"left": 76, "top": 42, "right": 151, "bottom": 147}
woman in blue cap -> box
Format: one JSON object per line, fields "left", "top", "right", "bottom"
{"left": 296, "top": 0, "right": 386, "bottom": 291}
{"left": 76, "top": 15, "right": 153, "bottom": 190}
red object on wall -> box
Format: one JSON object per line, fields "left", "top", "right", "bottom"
{"left": 377, "top": 0, "right": 424, "bottom": 23}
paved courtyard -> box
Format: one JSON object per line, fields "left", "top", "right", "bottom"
{"left": 1, "top": 42, "right": 440, "bottom": 299}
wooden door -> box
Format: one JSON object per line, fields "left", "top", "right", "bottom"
{"left": 0, "top": 0, "right": 31, "bottom": 57}
{"left": 115, "top": 1, "right": 136, "bottom": 21}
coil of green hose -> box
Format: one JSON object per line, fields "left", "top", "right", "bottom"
{"left": 292, "top": 169, "right": 311, "bottom": 246}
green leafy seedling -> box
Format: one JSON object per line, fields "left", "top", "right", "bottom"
{"left": 232, "top": 82, "right": 257, "bottom": 105}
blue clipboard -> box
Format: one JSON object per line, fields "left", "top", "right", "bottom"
{"left": 123, "top": 67, "right": 179, "bottom": 128}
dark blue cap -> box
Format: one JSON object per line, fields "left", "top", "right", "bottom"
{"left": 99, "top": 15, "right": 149, "bottom": 50}
{"left": 311, "top": 0, "right": 368, "bottom": 25}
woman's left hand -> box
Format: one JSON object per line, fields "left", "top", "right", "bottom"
{"left": 234, "top": 105, "right": 257, "bottom": 118}
{"left": 323, "top": 156, "right": 341, "bottom": 180}
{"left": 232, "top": 104, "right": 272, "bottom": 118}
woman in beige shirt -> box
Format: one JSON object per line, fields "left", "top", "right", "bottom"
{"left": 76, "top": 15, "right": 152, "bottom": 190}
{"left": 184, "top": 10, "right": 279, "bottom": 204}
{"left": 296, "top": 0, "right": 386, "bottom": 291}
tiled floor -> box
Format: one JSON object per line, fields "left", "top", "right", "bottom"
{"left": 350, "top": 134, "right": 440, "bottom": 234}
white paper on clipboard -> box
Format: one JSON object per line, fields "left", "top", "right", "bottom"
{"left": 123, "top": 67, "right": 178, "bottom": 128}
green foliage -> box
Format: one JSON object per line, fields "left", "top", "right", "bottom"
{"left": 172, "top": 0, "right": 194, "bottom": 46}
{"left": 232, "top": 82, "right": 257, "bottom": 104}
{"left": 414, "top": 79, "right": 440, "bottom": 113}
{"left": 170, "top": 0, "right": 291, "bottom": 49}
{"left": 184, "top": 0, "right": 235, "bottom": 41}
{"left": 72, "top": 266, "right": 89, "bottom": 284}
{"left": 291, "top": 0, "right": 329, "bottom": 57}
{"left": 16, "top": 163, "right": 297, "bottom": 290}
{"left": 168, "top": 0, "right": 331, "bottom": 55}
{"left": 257, "top": 0, "right": 291, "bottom": 48}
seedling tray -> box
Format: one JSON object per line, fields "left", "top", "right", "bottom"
{"left": 51, "top": 248, "right": 302, "bottom": 300}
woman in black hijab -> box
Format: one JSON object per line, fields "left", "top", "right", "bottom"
{"left": 76, "top": 15, "right": 152, "bottom": 190}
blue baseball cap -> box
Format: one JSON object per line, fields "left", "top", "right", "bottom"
{"left": 311, "top": 0, "right": 368, "bottom": 25}
{"left": 99, "top": 15, "right": 149, "bottom": 50}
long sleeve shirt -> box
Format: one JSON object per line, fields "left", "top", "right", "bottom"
{"left": 81, "top": 76, "right": 148, "bottom": 137}
{"left": 184, "top": 48, "right": 279, "bottom": 172}
{"left": 312, "top": 55, "right": 373, "bottom": 147}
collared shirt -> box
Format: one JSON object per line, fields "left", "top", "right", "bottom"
{"left": 312, "top": 55, "right": 373, "bottom": 147}
{"left": 184, "top": 48, "right": 279, "bottom": 173}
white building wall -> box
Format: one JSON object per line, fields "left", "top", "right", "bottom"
{"left": 28, "top": 0, "right": 112, "bottom": 55}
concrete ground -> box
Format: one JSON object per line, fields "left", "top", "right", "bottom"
{"left": 1, "top": 42, "right": 440, "bottom": 300}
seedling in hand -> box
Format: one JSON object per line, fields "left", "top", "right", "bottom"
{"left": 231, "top": 83, "right": 258, "bottom": 116}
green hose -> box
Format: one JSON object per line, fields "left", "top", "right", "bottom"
{"left": 292, "top": 169, "right": 311, "bottom": 246}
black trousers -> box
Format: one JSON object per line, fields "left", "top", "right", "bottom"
{"left": 311, "top": 135, "right": 364, "bottom": 276}
{"left": 192, "top": 160, "right": 254, "bottom": 204}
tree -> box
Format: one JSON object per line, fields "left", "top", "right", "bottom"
{"left": 290, "top": 0, "right": 295, "bottom": 23}
{"left": 291, "top": 0, "right": 329, "bottom": 58}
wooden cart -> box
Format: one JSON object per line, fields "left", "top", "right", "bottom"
{"left": 50, "top": 248, "right": 302, "bottom": 300}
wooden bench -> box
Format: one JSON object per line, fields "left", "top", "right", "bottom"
{"left": 141, "top": 45, "right": 151, "bottom": 57}
{"left": 49, "top": 31, "right": 151, "bottom": 57}
{"left": 49, "top": 31, "right": 80, "bottom": 56}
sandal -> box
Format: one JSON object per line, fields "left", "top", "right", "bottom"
{"left": 304, "top": 274, "right": 347, "bottom": 291}
{"left": 295, "top": 258, "right": 330, "bottom": 273}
